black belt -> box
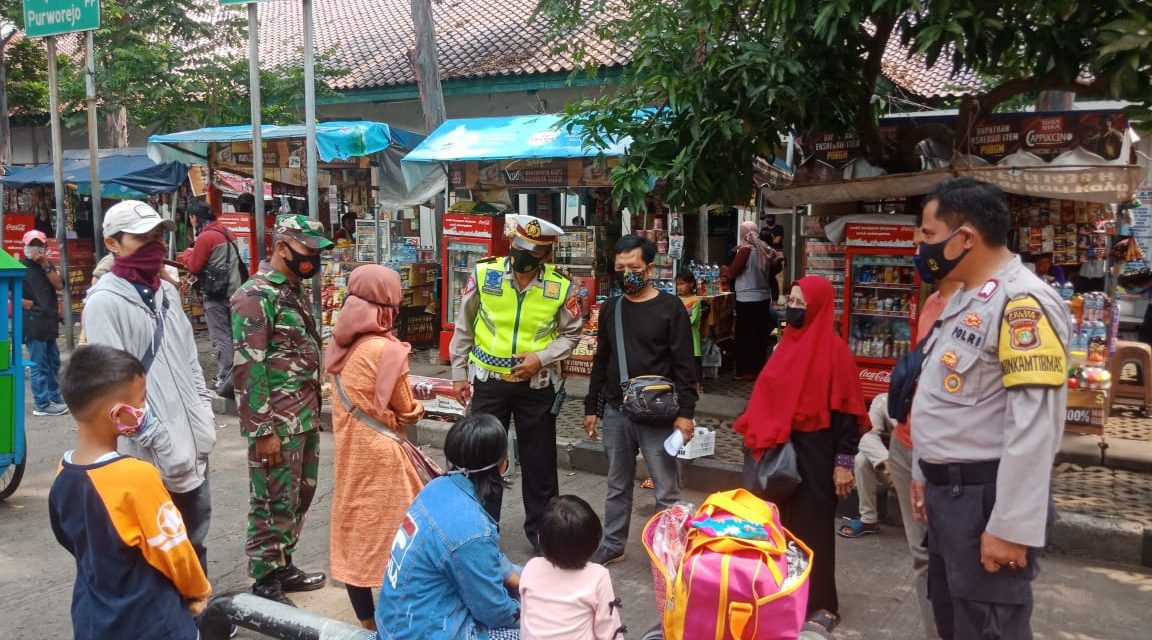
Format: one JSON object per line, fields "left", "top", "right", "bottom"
{"left": 919, "top": 460, "right": 999, "bottom": 486}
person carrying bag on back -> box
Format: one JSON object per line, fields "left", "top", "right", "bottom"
{"left": 182, "top": 199, "right": 245, "bottom": 397}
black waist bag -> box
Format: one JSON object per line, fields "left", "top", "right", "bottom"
{"left": 615, "top": 297, "right": 680, "bottom": 426}
{"left": 888, "top": 320, "right": 940, "bottom": 423}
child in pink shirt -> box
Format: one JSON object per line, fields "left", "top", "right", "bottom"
{"left": 519, "top": 496, "right": 625, "bottom": 640}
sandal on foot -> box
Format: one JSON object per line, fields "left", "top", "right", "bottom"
{"left": 837, "top": 518, "right": 879, "bottom": 538}
{"left": 807, "top": 609, "right": 841, "bottom": 633}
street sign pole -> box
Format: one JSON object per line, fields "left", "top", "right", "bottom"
{"left": 85, "top": 30, "right": 102, "bottom": 260}
{"left": 302, "top": 0, "right": 321, "bottom": 325}
{"left": 23, "top": 0, "right": 103, "bottom": 350}
{"left": 248, "top": 2, "right": 266, "bottom": 264}
{"left": 46, "top": 36, "right": 73, "bottom": 349}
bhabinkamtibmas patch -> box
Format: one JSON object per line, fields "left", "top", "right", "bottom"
{"left": 999, "top": 295, "right": 1066, "bottom": 388}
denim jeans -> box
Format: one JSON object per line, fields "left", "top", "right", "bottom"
{"left": 600, "top": 404, "right": 681, "bottom": 554}
{"left": 170, "top": 467, "right": 212, "bottom": 573}
{"left": 25, "top": 339, "right": 63, "bottom": 409}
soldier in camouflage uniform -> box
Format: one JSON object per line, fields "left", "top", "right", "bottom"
{"left": 231, "top": 214, "right": 332, "bottom": 605}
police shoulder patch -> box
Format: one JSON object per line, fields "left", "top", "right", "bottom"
{"left": 999, "top": 295, "right": 1066, "bottom": 388}
{"left": 543, "top": 280, "right": 561, "bottom": 299}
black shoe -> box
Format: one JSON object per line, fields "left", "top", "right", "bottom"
{"left": 215, "top": 378, "right": 235, "bottom": 400}
{"left": 277, "top": 564, "right": 327, "bottom": 592}
{"left": 252, "top": 575, "right": 296, "bottom": 606}
{"left": 589, "top": 546, "right": 625, "bottom": 566}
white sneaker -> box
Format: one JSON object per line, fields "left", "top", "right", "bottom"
{"left": 33, "top": 402, "right": 70, "bottom": 416}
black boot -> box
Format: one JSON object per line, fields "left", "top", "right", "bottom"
{"left": 277, "top": 564, "right": 327, "bottom": 592}
{"left": 251, "top": 574, "right": 296, "bottom": 606}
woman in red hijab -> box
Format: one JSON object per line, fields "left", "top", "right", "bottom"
{"left": 324, "top": 265, "right": 426, "bottom": 629}
{"left": 733, "top": 275, "right": 868, "bottom": 633}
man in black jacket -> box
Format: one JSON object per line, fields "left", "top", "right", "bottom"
{"left": 584, "top": 234, "right": 699, "bottom": 565}
{"left": 20, "top": 230, "right": 67, "bottom": 416}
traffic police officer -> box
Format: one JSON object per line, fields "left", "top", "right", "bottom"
{"left": 909, "top": 178, "right": 1070, "bottom": 640}
{"left": 450, "top": 214, "right": 584, "bottom": 550}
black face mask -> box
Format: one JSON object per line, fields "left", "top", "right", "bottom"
{"left": 785, "top": 307, "right": 806, "bottom": 329}
{"left": 509, "top": 248, "right": 544, "bottom": 274}
{"left": 916, "top": 228, "right": 970, "bottom": 282}
{"left": 284, "top": 243, "right": 321, "bottom": 279}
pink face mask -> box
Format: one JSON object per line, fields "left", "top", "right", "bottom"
{"left": 109, "top": 402, "right": 152, "bottom": 436}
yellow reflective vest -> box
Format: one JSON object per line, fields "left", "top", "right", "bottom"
{"left": 469, "top": 260, "right": 570, "bottom": 374}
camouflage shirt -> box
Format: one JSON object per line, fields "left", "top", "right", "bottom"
{"left": 231, "top": 263, "right": 323, "bottom": 438}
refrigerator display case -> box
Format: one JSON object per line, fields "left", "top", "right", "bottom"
{"left": 841, "top": 223, "right": 928, "bottom": 398}
{"left": 438, "top": 213, "right": 509, "bottom": 362}
{"left": 799, "top": 215, "right": 847, "bottom": 331}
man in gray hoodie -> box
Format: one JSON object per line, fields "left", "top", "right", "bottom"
{"left": 81, "top": 200, "right": 218, "bottom": 571}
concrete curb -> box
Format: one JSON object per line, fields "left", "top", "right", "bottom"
{"left": 409, "top": 419, "right": 1152, "bottom": 568}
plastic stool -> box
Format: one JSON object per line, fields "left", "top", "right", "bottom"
{"left": 1110, "top": 341, "right": 1152, "bottom": 416}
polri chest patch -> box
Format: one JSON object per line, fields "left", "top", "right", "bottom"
{"left": 482, "top": 269, "right": 504, "bottom": 295}
{"left": 544, "top": 281, "right": 561, "bottom": 299}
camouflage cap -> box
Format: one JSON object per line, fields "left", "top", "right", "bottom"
{"left": 275, "top": 214, "right": 333, "bottom": 250}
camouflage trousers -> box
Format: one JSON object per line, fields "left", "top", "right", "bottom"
{"left": 246, "top": 429, "right": 320, "bottom": 580}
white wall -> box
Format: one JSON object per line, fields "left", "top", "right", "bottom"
{"left": 7, "top": 124, "right": 154, "bottom": 166}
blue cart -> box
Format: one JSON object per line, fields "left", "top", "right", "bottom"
{"left": 0, "top": 249, "right": 27, "bottom": 500}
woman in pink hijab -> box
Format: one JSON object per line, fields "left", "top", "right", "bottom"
{"left": 324, "top": 265, "right": 425, "bottom": 630}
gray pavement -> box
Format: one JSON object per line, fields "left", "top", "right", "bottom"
{"left": 2, "top": 401, "right": 1151, "bottom": 639}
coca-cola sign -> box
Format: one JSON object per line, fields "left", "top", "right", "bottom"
{"left": 859, "top": 368, "right": 891, "bottom": 383}
{"left": 2, "top": 214, "right": 35, "bottom": 255}
{"left": 859, "top": 366, "right": 893, "bottom": 398}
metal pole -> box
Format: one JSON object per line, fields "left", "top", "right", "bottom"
{"left": 249, "top": 2, "right": 266, "bottom": 263}
{"left": 86, "top": 31, "right": 103, "bottom": 259}
{"left": 47, "top": 36, "right": 73, "bottom": 349}
{"left": 303, "top": 0, "right": 322, "bottom": 323}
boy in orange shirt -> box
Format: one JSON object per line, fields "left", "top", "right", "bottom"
{"left": 48, "top": 344, "right": 212, "bottom": 640}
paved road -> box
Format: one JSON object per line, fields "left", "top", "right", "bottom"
{"left": 2, "top": 407, "right": 1149, "bottom": 639}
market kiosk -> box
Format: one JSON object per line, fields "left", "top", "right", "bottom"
{"left": 1, "top": 148, "right": 189, "bottom": 319}
{"left": 401, "top": 115, "right": 737, "bottom": 371}
{"left": 148, "top": 122, "right": 442, "bottom": 347}
{"left": 766, "top": 108, "right": 1144, "bottom": 442}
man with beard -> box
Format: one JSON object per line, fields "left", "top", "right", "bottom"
{"left": 82, "top": 200, "right": 218, "bottom": 574}
{"left": 231, "top": 215, "right": 331, "bottom": 604}
{"left": 449, "top": 214, "right": 583, "bottom": 554}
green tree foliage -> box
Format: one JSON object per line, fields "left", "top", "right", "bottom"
{"left": 1, "top": 1, "right": 345, "bottom": 145}
{"left": 535, "top": 0, "right": 1152, "bottom": 211}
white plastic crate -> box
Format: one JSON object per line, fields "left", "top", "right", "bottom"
{"left": 677, "top": 427, "right": 716, "bottom": 459}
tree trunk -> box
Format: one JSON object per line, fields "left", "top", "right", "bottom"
{"left": 105, "top": 105, "right": 128, "bottom": 148}
{"left": 408, "top": 0, "right": 447, "bottom": 133}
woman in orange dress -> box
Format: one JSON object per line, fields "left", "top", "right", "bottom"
{"left": 324, "top": 265, "right": 425, "bottom": 630}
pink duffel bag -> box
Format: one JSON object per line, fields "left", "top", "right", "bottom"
{"left": 662, "top": 489, "right": 813, "bottom": 640}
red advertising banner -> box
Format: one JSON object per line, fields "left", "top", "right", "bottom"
{"left": 444, "top": 212, "right": 504, "bottom": 238}
{"left": 845, "top": 223, "right": 916, "bottom": 247}
{"left": 2, "top": 214, "right": 36, "bottom": 256}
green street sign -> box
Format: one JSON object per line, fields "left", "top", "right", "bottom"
{"left": 22, "top": 0, "right": 101, "bottom": 38}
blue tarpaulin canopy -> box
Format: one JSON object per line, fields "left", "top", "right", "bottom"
{"left": 147, "top": 121, "right": 439, "bottom": 206}
{"left": 147, "top": 121, "right": 423, "bottom": 165}
{"left": 0, "top": 148, "right": 187, "bottom": 198}
{"left": 400, "top": 115, "right": 630, "bottom": 189}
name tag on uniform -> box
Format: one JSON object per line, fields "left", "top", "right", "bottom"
{"left": 544, "top": 281, "right": 561, "bottom": 299}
